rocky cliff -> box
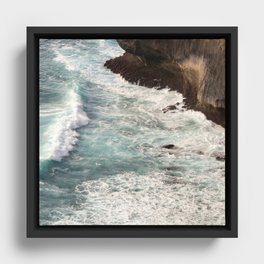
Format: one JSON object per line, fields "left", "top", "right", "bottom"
{"left": 104, "top": 39, "right": 225, "bottom": 127}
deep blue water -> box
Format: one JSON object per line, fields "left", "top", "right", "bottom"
{"left": 39, "top": 39, "right": 225, "bottom": 225}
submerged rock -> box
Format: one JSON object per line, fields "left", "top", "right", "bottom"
{"left": 216, "top": 156, "right": 225, "bottom": 161}
{"left": 165, "top": 166, "right": 185, "bottom": 171}
{"left": 162, "top": 144, "right": 178, "bottom": 150}
{"left": 162, "top": 105, "right": 177, "bottom": 113}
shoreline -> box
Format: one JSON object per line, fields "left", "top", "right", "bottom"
{"left": 104, "top": 40, "right": 225, "bottom": 128}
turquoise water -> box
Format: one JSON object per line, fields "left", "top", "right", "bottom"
{"left": 39, "top": 39, "right": 225, "bottom": 225}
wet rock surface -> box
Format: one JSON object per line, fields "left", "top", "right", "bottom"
{"left": 105, "top": 39, "right": 226, "bottom": 127}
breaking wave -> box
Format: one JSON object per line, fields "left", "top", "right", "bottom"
{"left": 40, "top": 84, "right": 89, "bottom": 163}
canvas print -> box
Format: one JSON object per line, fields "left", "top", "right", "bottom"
{"left": 39, "top": 39, "right": 225, "bottom": 226}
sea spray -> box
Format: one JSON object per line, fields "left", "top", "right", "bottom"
{"left": 40, "top": 83, "right": 89, "bottom": 162}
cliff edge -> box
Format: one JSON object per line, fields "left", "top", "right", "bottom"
{"left": 104, "top": 39, "right": 225, "bottom": 127}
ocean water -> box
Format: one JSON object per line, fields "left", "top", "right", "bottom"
{"left": 39, "top": 39, "right": 225, "bottom": 225}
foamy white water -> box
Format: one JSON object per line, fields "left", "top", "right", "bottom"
{"left": 40, "top": 82, "right": 89, "bottom": 162}
{"left": 39, "top": 39, "right": 225, "bottom": 225}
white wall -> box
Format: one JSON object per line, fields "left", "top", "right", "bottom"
{"left": 0, "top": 0, "right": 262, "bottom": 263}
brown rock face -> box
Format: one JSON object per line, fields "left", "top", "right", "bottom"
{"left": 104, "top": 39, "right": 225, "bottom": 127}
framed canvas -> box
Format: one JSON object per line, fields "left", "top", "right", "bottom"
{"left": 27, "top": 27, "right": 238, "bottom": 237}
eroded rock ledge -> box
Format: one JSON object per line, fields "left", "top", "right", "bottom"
{"left": 104, "top": 39, "right": 225, "bottom": 127}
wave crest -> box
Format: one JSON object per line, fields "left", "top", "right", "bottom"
{"left": 40, "top": 87, "right": 89, "bottom": 162}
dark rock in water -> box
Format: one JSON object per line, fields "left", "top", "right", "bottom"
{"left": 104, "top": 39, "right": 226, "bottom": 127}
{"left": 104, "top": 52, "right": 196, "bottom": 108}
{"left": 216, "top": 156, "right": 225, "bottom": 161}
{"left": 162, "top": 102, "right": 183, "bottom": 113}
{"left": 162, "top": 144, "right": 178, "bottom": 149}
{"left": 162, "top": 105, "right": 177, "bottom": 113}
{"left": 211, "top": 151, "right": 225, "bottom": 161}
{"left": 165, "top": 166, "right": 185, "bottom": 171}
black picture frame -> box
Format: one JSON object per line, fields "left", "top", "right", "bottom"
{"left": 27, "top": 26, "right": 238, "bottom": 238}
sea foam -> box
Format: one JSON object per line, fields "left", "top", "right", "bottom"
{"left": 45, "top": 171, "right": 225, "bottom": 226}
{"left": 39, "top": 39, "right": 225, "bottom": 226}
{"left": 40, "top": 86, "right": 89, "bottom": 162}
{"left": 53, "top": 50, "right": 76, "bottom": 71}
